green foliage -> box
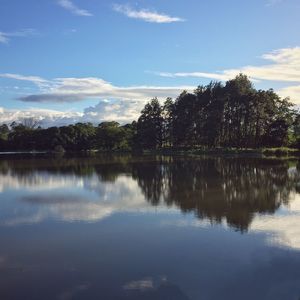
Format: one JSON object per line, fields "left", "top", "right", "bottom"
{"left": 137, "top": 98, "right": 163, "bottom": 149}
{"left": 293, "top": 114, "right": 300, "bottom": 149}
{"left": 0, "top": 74, "right": 298, "bottom": 153}
{"left": 136, "top": 74, "right": 298, "bottom": 150}
{"left": 97, "top": 121, "right": 129, "bottom": 150}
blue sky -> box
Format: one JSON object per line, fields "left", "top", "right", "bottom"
{"left": 0, "top": 0, "right": 300, "bottom": 126}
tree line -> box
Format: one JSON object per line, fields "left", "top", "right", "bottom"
{"left": 0, "top": 74, "right": 300, "bottom": 152}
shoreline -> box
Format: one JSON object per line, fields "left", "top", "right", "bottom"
{"left": 0, "top": 147, "right": 299, "bottom": 157}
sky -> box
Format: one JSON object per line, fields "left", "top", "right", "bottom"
{"left": 0, "top": 0, "right": 300, "bottom": 127}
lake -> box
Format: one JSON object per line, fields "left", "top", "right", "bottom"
{"left": 0, "top": 154, "right": 300, "bottom": 300}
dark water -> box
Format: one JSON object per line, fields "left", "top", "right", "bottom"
{"left": 0, "top": 154, "right": 300, "bottom": 300}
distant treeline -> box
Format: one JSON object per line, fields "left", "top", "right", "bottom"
{"left": 0, "top": 74, "right": 300, "bottom": 152}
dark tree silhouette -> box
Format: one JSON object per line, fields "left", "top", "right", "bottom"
{"left": 0, "top": 74, "right": 299, "bottom": 152}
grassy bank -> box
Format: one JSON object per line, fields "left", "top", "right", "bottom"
{"left": 261, "top": 147, "right": 300, "bottom": 156}
{"left": 141, "top": 147, "right": 300, "bottom": 157}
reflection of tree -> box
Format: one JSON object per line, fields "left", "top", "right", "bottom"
{"left": 134, "top": 158, "right": 300, "bottom": 232}
{"left": 132, "top": 161, "right": 164, "bottom": 206}
{"left": 1, "top": 154, "right": 299, "bottom": 232}
{"left": 0, "top": 154, "right": 133, "bottom": 180}
{"left": 131, "top": 156, "right": 174, "bottom": 205}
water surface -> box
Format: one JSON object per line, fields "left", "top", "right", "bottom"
{"left": 0, "top": 154, "right": 300, "bottom": 300}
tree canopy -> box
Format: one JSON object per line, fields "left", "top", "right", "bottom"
{"left": 0, "top": 75, "right": 299, "bottom": 152}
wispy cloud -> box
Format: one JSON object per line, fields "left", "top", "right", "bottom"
{"left": 113, "top": 4, "right": 184, "bottom": 23}
{"left": 155, "top": 47, "right": 300, "bottom": 103}
{"left": 0, "top": 29, "right": 37, "bottom": 44}
{"left": 0, "top": 73, "right": 49, "bottom": 86}
{"left": 266, "top": 0, "right": 284, "bottom": 7}
{"left": 0, "top": 73, "right": 53, "bottom": 92}
{"left": 156, "top": 71, "right": 230, "bottom": 81}
{"left": 57, "top": 0, "right": 92, "bottom": 17}
{"left": 1, "top": 74, "right": 193, "bottom": 103}
{"left": 0, "top": 33, "right": 9, "bottom": 44}
{"left": 156, "top": 48, "right": 300, "bottom": 83}
{"left": 278, "top": 85, "right": 300, "bottom": 101}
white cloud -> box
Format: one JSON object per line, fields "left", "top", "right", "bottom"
{"left": 156, "top": 47, "right": 300, "bottom": 103}
{"left": 113, "top": 4, "right": 184, "bottom": 23}
{"left": 0, "top": 29, "right": 37, "bottom": 44}
{"left": 83, "top": 99, "right": 143, "bottom": 124}
{"left": 57, "top": 0, "right": 92, "bottom": 17}
{"left": 0, "top": 106, "right": 82, "bottom": 127}
{"left": 157, "top": 47, "right": 300, "bottom": 83}
{"left": 0, "top": 99, "right": 144, "bottom": 126}
{"left": 157, "top": 71, "right": 230, "bottom": 81}
{"left": 278, "top": 85, "right": 300, "bottom": 101}
{"left": 1, "top": 74, "right": 193, "bottom": 103}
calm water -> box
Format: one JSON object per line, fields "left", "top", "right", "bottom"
{"left": 0, "top": 154, "right": 300, "bottom": 300}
